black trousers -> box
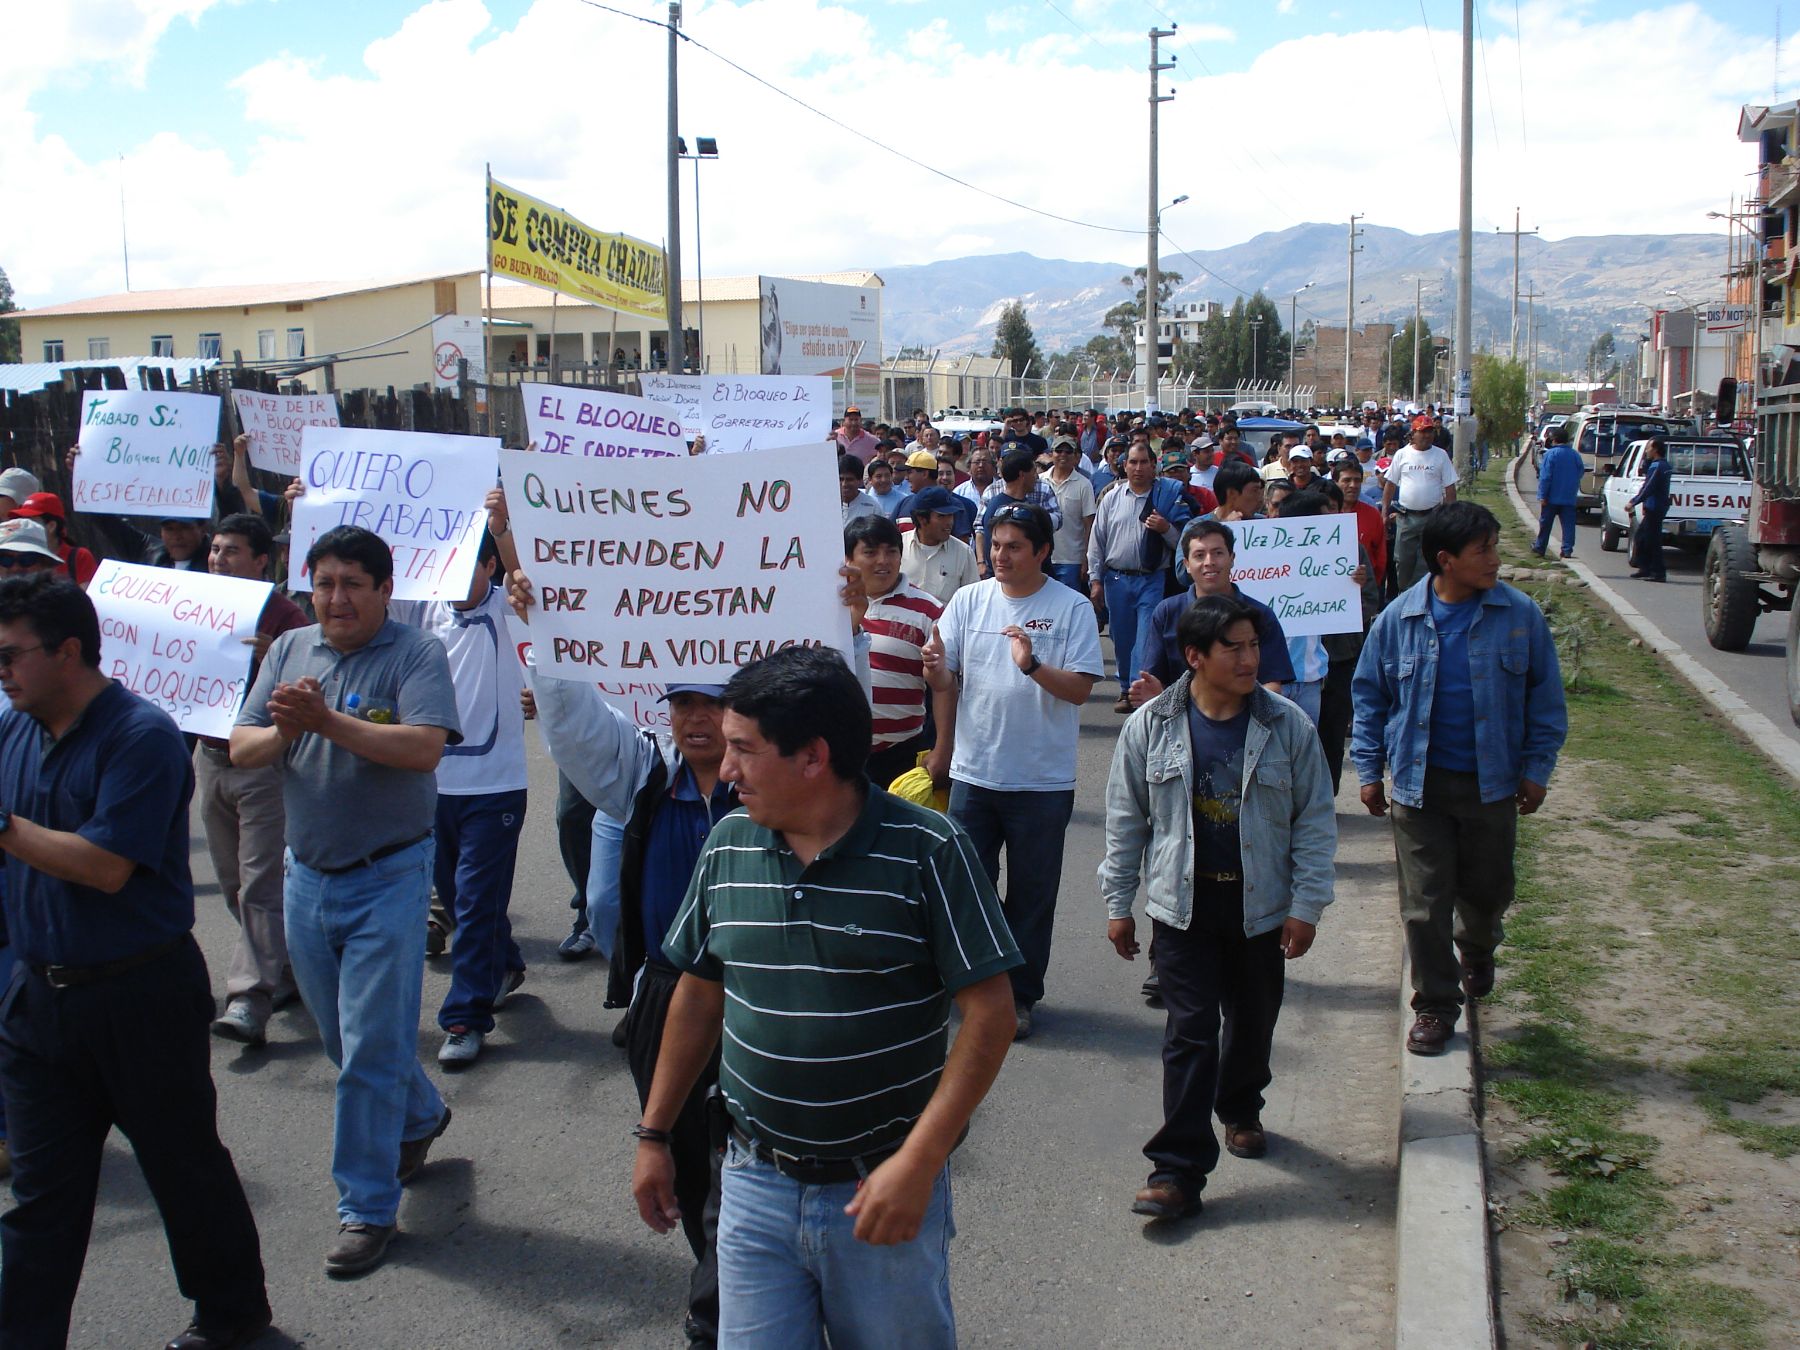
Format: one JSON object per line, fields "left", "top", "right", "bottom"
{"left": 624, "top": 962, "right": 722, "bottom": 1343}
{"left": 0, "top": 936, "right": 267, "bottom": 1348}
{"left": 1142, "top": 886, "right": 1286, "bottom": 1196}
{"left": 865, "top": 732, "right": 929, "bottom": 794}
{"left": 556, "top": 770, "right": 597, "bottom": 917}
{"left": 1630, "top": 508, "right": 1668, "bottom": 579}
{"left": 1319, "top": 658, "right": 1357, "bottom": 795}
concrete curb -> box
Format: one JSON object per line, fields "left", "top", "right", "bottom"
{"left": 1395, "top": 952, "right": 1495, "bottom": 1350}
{"left": 1501, "top": 455, "right": 1800, "bottom": 789}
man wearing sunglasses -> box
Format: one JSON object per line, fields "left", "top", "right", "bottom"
{"left": 0, "top": 520, "right": 63, "bottom": 577}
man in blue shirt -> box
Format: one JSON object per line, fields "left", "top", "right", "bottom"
{"left": 1350, "top": 503, "right": 1567, "bottom": 1057}
{"left": 1532, "top": 424, "right": 1583, "bottom": 559}
{"left": 0, "top": 575, "right": 269, "bottom": 1350}
{"left": 1627, "top": 436, "right": 1673, "bottom": 582}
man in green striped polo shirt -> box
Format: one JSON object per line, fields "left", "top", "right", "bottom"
{"left": 631, "top": 646, "right": 1020, "bottom": 1348}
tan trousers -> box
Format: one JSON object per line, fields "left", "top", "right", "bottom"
{"left": 195, "top": 744, "right": 295, "bottom": 1017}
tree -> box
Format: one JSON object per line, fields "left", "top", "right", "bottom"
{"left": 0, "top": 267, "right": 17, "bottom": 365}
{"left": 1472, "top": 355, "right": 1530, "bottom": 449}
{"left": 1586, "top": 330, "right": 1619, "bottom": 383}
{"left": 1391, "top": 316, "right": 1435, "bottom": 403}
{"left": 990, "top": 300, "right": 1042, "bottom": 378}
{"left": 1102, "top": 266, "right": 1186, "bottom": 355}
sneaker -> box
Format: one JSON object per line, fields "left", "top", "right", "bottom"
{"left": 210, "top": 1000, "right": 268, "bottom": 1047}
{"left": 425, "top": 917, "right": 448, "bottom": 958}
{"left": 494, "top": 969, "right": 526, "bottom": 1010}
{"left": 558, "top": 922, "right": 596, "bottom": 961}
{"left": 438, "top": 1026, "right": 483, "bottom": 1068}
{"left": 398, "top": 1105, "right": 452, "bottom": 1182}
{"left": 324, "top": 1221, "right": 396, "bottom": 1278}
{"left": 1013, "top": 1002, "right": 1034, "bottom": 1042}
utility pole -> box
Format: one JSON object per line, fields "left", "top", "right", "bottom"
{"left": 1345, "top": 213, "right": 1363, "bottom": 408}
{"left": 1522, "top": 284, "right": 1540, "bottom": 406}
{"left": 1453, "top": 0, "right": 1474, "bottom": 473}
{"left": 1495, "top": 207, "right": 1539, "bottom": 361}
{"left": 1144, "top": 25, "right": 1177, "bottom": 412}
{"left": 665, "top": 1, "right": 684, "bottom": 372}
{"left": 1412, "top": 276, "right": 1425, "bottom": 404}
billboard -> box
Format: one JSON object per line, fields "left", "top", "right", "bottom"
{"left": 757, "top": 276, "right": 881, "bottom": 416}
{"left": 487, "top": 175, "right": 667, "bottom": 323}
{"left": 1703, "top": 305, "right": 1751, "bottom": 333}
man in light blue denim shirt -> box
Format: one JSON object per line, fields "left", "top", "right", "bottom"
{"left": 1350, "top": 502, "right": 1567, "bottom": 1056}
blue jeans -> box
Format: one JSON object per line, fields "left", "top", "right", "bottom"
{"left": 1535, "top": 503, "right": 1576, "bottom": 555}
{"left": 1286, "top": 678, "right": 1323, "bottom": 729}
{"left": 435, "top": 791, "right": 527, "bottom": 1034}
{"left": 586, "top": 809, "right": 626, "bottom": 960}
{"left": 717, "top": 1138, "right": 955, "bottom": 1349}
{"left": 949, "top": 782, "right": 1074, "bottom": 1007}
{"left": 1048, "top": 562, "right": 1084, "bottom": 592}
{"left": 285, "top": 838, "right": 446, "bottom": 1227}
{"left": 0, "top": 940, "right": 12, "bottom": 1140}
{"left": 1101, "top": 569, "right": 1163, "bottom": 692}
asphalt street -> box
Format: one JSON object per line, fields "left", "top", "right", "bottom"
{"left": 65, "top": 660, "right": 1402, "bottom": 1349}
{"left": 1518, "top": 457, "right": 1800, "bottom": 748}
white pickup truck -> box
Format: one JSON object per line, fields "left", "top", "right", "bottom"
{"left": 1599, "top": 437, "right": 1753, "bottom": 553}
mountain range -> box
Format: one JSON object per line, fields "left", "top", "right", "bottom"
{"left": 877, "top": 222, "right": 1729, "bottom": 369}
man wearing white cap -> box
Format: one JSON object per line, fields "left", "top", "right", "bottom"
{"left": 0, "top": 519, "right": 62, "bottom": 575}
{"left": 0, "top": 470, "right": 41, "bottom": 524}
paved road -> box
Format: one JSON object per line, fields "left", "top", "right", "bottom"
{"left": 1517, "top": 457, "right": 1800, "bottom": 747}
{"left": 67, "top": 667, "right": 1401, "bottom": 1349}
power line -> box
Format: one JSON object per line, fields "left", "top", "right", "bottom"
{"left": 1416, "top": 0, "right": 1460, "bottom": 151}
{"left": 1158, "top": 228, "right": 1329, "bottom": 325}
{"left": 1512, "top": 0, "right": 1530, "bottom": 157}
{"left": 1472, "top": 3, "right": 1506, "bottom": 162}
{"left": 571, "top": 0, "right": 1143, "bottom": 236}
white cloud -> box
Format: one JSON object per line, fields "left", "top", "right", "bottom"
{"left": 1276, "top": 0, "right": 1296, "bottom": 14}
{"left": 0, "top": 0, "right": 1772, "bottom": 327}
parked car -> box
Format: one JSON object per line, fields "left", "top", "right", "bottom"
{"left": 1599, "top": 437, "right": 1752, "bottom": 552}
{"left": 1563, "top": 407, "right": 1689, "bottom": 510}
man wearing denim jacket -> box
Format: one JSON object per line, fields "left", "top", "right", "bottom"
{"left": 1350, "top": 502, "right": 1567, "bottom": 1056}
{"left": 1100, "top": 595, "right": 1336, "bottom": 1221}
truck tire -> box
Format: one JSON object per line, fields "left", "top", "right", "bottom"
{"left": 1703, "top": 523, "right": 1758, "bottom": 652}
{"left": 1600, "top": 517, "right": 1624, "bottom": 552}
{"left": 1787, "top": 597, "right": 1800, "bottom": 729}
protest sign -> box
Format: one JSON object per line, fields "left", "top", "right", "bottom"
{"left": 488, "top": 175, "right": 667, "bottom": 322}
{"left": 522, "top": 385, "right": 686, "bottom": 459}
{"left": 90, "top": 560, "right": 271, "bottom": 738}
{"left": 232, "top": 390, "right": 339, "bottom": 476}
{"left": 500, "top": 613, "right": 669, "bottom": 731}
{"left": 288, "top": 427, "right": 497, "bottom": 602}
{"left": 500, "top": 442, "right": 852, "bottom": 684}
{"left": 72, "top": 390, "right": 221, "bottom": 519}
{"left": 640, "top": 374, "right": 832, "bottom": 454}
{"left": 1228, "top": 515, "right": 1362, "bottom": 638}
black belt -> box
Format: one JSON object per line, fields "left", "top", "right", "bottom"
{"left": 311, "top": 832, "right": 432, "bottom": 876}
{"left": 1392, "top": 505, "right": 1436, "bottom": 516}
{"left": 1107, "top": 566, "right": 1155, "bottom": 576}
{"left": 1196, "top": 870, "right": 1241, "bottom": 882}
{"left": 198, "top": 739, "right": 232, "bottom": 759}
{"left": 35, "top": 935, "right": 186, "bottom": 990}
{"left": 729, "top": 1125, "right": 901, "bottom": 1186}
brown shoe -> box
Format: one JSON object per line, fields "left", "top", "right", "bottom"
{"left": 1407, "top": 1013, "right": 1454, "bottom": 1056}
{"left": 1458, "top": 947, "right": 1496, "bottom": 999}
{"left": 1113, "top": 694, "right": 1132, "bottom": 714}
{"left": 1223, "top": 1120, "right": 1267, "bottom": 1159}
{"left": 397, "top": 1105, "right": 452, "bottom": 1183}
{"left": 324, "top": 1221, "right": 395, "bottom": 1278}
{"left": 1131, "top": 1179, "right": 1202, "bottom": 1221}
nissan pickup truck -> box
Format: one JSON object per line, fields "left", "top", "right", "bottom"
{"left": 1599, "top": 436, "right": 1753, "bottom": 552}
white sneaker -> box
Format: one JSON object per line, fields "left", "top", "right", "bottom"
{"left": 211, "top": 1000, "right": 268, "bottom": 1046}
{"left": 438, "top": 1026, "right": 483, "bottom": 1067}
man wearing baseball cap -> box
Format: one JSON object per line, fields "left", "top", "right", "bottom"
{"left": 10, "top": 494, "right": 99, "bottom": 587}
{"left": 834, "top": 407, "right": 881, "bottom": 465}
{"left": 1383, "top": 415, "right": 1459, "bottom": 591}
{"left": 0, "top": 519, "right": 63, "bottom": 575}
{"left": 0, "top": 469, "right": 41, "bottom": 523}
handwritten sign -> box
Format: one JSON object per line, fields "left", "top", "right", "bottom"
{"left": 1228, "top": 515, "right": 1361, "bottom": 637}
{"left": 232, "top": 390, "right": 339, "bottom": 476}
{"left": 522, "top": 385, "right": 685, "bottom": 459}
{"left": 501, "top": 614, "right": 669, "bottom": 731}
{"left": 640, "top": 374, "right": 832, "bottom": 454}
{"left": 73, "top": 390, "right": 221, "bottom": 519}
{"left": 500, "top": 442, "right": 852, "bottom": 684}
{"left": 90, "top": 560, "right": 272, "bottom": 738}
{"left": 288, "top": 426, "right": 497, "bottom": 602}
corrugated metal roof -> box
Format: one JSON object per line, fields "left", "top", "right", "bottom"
{"left": 485, "top": 270, "right": 882, "bottom": 311}
{"left": 0, "top": 358, "right": 220, "bottom": 394}
{"left": 16, "top": 270, "right": 481, "bottom": 319}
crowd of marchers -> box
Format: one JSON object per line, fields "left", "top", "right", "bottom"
{"left": 0, "top": 399, "right": 1565, "bottom": 1350}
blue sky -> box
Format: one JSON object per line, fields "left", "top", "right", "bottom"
{"left": 5, "top": 0, "right": 1786, "bottom": 307}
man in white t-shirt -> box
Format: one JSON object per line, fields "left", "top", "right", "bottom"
{"left": 1043, "top": 435, "right": 1097, "bottom": 593}
{"left": 1383, "top": 415, "right": 1458, "bottom": 591}
{"left": 923, "top": 502, "right": 1103, "bottom": 1041}
{"left": 391, "top": 531, "right": 530, "bottom": 1069}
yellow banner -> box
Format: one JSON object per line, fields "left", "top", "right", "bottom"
{"left": 487, "top": 177, "right": 668, "bottom": 323}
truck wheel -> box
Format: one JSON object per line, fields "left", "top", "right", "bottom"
{"left": 1703, "top": 523, "right": 1758, "bottom": 652}
{"left": 1600, "top": 518, "right": 1624, "bottom": 552}
{"left": 1787, "top": 598, "right": 1800, "bottom": 729}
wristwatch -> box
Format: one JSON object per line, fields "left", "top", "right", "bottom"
{"left": 1022, "top": 655, "right": 1043, "bottom": 677}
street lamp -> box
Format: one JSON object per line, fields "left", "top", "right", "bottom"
{"left": 1289, "top": 281, "right": 1314, "bottom": 399}
{"left": 1146, "top": 195, "right": 1189, "bottom": 403}
{"left": 1386, "top": 330, "right": 1403, "bottom": 406}
{"left": 677, "top": 135, "right": 719, "bottom": 373}
{"left": 1250, "top": 316, "right": 1265, "bottom": 382}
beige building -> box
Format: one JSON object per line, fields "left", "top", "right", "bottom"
{"left": 15, "top": 272, "right": 484, "bottom": 392}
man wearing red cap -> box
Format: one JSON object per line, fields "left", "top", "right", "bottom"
{"left": 10, "top": 496, "right": 97, "bottom": 588}
{"left": 1382, "top": 416, "right": 1458, "bottom": 591}
{"left": 834, "top": 407, "right": 881, "bottom": 465}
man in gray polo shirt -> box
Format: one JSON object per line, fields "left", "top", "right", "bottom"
{"left": 231, "top": 525, "right": 462, "bottom": 1278}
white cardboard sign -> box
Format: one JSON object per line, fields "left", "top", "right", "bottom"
{"left": 500, "top": 442, "right": 852, "bottom": 684}
{"left": 232, "top": 390, "right": 339, "bottom": 476}
{"left": 500, "top": 614, "right": 669, "bottom": 731}
{"left": 1228, "top": 515, "right": 1362, "bottom": 637}
{"left": 288, "top": 426, "right": 496, "bottom": 601}
{"left": 72, "top": 390, "right": 221, "bottom": 519}
{"left": 640, "top": 373, "right": 832, "bottom": 454}
{"left": 90, "top": 560, "right": 272, "bottom": 738}
{"left": 522, "top": 384, "right": 685, "bottom": 459}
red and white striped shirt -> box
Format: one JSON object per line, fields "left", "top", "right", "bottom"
{"left": 863, "top": 581, "right": 943, "bottom": 749}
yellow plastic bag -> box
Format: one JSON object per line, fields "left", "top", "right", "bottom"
{"left": 887, "top": 751, "right": 949, "bottom": 814}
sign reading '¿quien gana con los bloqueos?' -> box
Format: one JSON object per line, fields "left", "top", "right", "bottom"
{"left": 499, "top": 442, "right": 854, "bottom": 684}
{"left": 287, "top": 426, "right": 497, "bottom": 602}
{"left": 522, "top": 385, "right": 686, "bottom": 459}
{"left": 72, "top": 389, "right": 222, "bottom": 519}
{"left": 89, "top": 560, "right": 274, "bottom": 739}
{"left": 1226, "top": 515, "right": 1363, "bottom": 638}
{"left": 232, "top": 389, "right": 340, "bottom": 476}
